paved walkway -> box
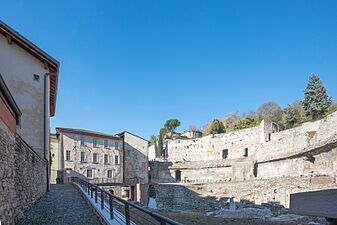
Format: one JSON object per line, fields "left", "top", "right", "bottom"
{"left": 17, "top": 184, "right": 102, "bottom": 225}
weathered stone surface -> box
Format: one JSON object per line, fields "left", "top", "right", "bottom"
{"left": 16, "top": 184, "right": 101, "bottom": 225}
{"left": 0, "top": 120, "right": 47, "bottom": 224}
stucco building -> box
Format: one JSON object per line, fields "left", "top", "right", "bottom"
{"left": 0, "top": 20, "right": 59, "bottom": 159}
{"left": 0, "top": 20, "right": 59, "bottom": 224}
{"left": 54, "top": 128, "right": 149, "bottom": 203}
{"left": 56, "top": 128, "right": 124, "bottom": 184}
{"left": 50, "top": 133, "right": 60, "bottom": 184}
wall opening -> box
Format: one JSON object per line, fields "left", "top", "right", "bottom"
{"left": 243, "top": 148, "right": 248, "bottom": 157}
{"left": 175, "top": 170, "right": 181, "bottom": 182}
{"left": 253, "top": 163, "right": 258, "bottom": 177}
{"left": 222, "top": 149, "right": 228, "bottom": 159}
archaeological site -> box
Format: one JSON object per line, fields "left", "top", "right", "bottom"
{"left": 149, "top": 112, "right": 337, "bottom": 224}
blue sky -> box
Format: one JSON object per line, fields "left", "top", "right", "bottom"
{"left": 1, "top": 0, "right": 337, "bottom": 139}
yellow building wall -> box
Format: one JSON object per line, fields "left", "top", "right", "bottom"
{"left": 50, "top": 134, "right": 59, "bottom": 184}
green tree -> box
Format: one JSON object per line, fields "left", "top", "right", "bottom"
{"left": 203, "top": 119, "right": 226, "bottom": 136}
{"left": 328, "top": 101, "right": 337, "bottom": 114}
{"left": 157, "top": 127, "right": 167, "bottom": 157}
{"left": 282, "top": 101, "right": 306, "bottom": 129}
{"left": 164, "top": 119, "right": 181, "bottom": 133}
{"left": 233, "top": 114, "right": 260, "bottom": 130}
{"left": 149, "top": 135, "right": 157, "bottom": 146}
{"left": 256, "top": 101, "right": 283, "bottom": 123}
{"left": 303, "top": 74, "right": 332, "bottom": 120}
{"left": 209, "top": 119, "right": 226, "bottom": 135}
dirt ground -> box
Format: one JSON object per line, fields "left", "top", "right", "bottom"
{"left": 154, "top": 210, "right": 327, "bottom": 225}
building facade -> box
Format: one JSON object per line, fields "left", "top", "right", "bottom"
{"left": 0, "top": 20, "right": 59, "bottom": 159}
{"left": 56, "top": 128, "right": 124, "bottom": 184}
{"left": 50, "top": 134, "right": 60, "bottom": 184}
{"left": 0, "top": 20, "right": 59, "bottom": 224}
{"left": 117, "top": 131, "right": 149, "bottom": 202}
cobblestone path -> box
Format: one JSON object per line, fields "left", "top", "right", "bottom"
{"left": 17, "top": 184, "right": 101, "bottom": 225}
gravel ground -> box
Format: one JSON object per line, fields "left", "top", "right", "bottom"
{"left": 17, "top": 184, "right": 101, "bottom": 225}
{"left": 154, "top": 210, "right": 328, "bottom": 225}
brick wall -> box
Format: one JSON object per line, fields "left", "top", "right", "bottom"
{"left": 0, "top": 119, "right": 47, "bottom": 224}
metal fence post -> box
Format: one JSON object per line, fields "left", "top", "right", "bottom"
{"left": 101, "top": 190, "right": 104, "bottom": 210}
{"left": 95, "top": 187, "right": 98, "bottom": 203}
{"left": 91, "top": 185, "right": 93, "bottom": 198}
{"left": 109, "top": 196, "right": 114, "bottom": 219}
{"left": 125, "top": 204, "right": 130, "bottom": 225}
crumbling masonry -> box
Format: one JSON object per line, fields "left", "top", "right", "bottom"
{"left": 151, "top": 112, "right": 337, "bottom": 210}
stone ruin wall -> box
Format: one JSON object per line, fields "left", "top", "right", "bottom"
{"left": 151, "top": 112, "right": 337, "bottom": 211}
{"left": 0, "top": 119, "right": 47, "bottom": 224}
{"left": 167, "top": 120, "right": 272, "bottom": 163}
{"left": 159, "top": 112, "right": 337, "bottom": 183}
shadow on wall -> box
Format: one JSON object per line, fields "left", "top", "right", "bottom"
{"left": 151, "top": 183, "right": 294, "bottom": 218}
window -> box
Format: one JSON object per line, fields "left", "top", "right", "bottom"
{"left": 87, "top": 169, "right": 92, "bottom": 178}
{"left": 115, "top": 141, "right": 119, "bottom": 150}
{"left": 222, "top": 149, "right": 228, "bottom": 159}
{"left": 107, "top": 170, "right": 112, "bottom": 178}
{"left": 115, "top": 155, "right": 120, "bottom": 165}
{"left": 104, "top": 154, "right": 109, "bottom": 164}
{"left": 66, "top": 150, "right": 71, "bottom": 161}
{"left": 104, "top": 140, "right": 109, "bottom": 149}
{"left": 243, "top": 148, "right": 248, "bottom": 157}
{"left": 80, "top": 136, "right": 85, "bottom": 146}
{"left": 80, "top": 152, "right": 85, "bottom": 162}
{"left": 93, "top": 138, "right": 97, "bottom": 148}
{"left": 122, "top": 187, "right": 130, "bottom": 198}
{"left": 175, "top": 170, "right": 181, "bottom": 182}
{"left": 93, "top": 153, "right": 98, "bottom": 163}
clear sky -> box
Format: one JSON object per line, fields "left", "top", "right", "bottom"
{"left": 1, "top": 0, "right": 337, "bottom": 139}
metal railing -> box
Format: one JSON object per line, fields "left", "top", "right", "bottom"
{"left": 71, "top": 177, "right": 181, "bottom": 225}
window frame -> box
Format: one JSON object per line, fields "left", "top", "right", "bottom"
{"left": 104, "top": 139, "right": 109, "bottom": 149}
{"left": 107, "top": 170, "right": 113, "bottom": 178}
{"left": 93, "top": 153, "right": 98, "bottom": 163}
{"left": 80, "top": 136, "right": 85, "bottom": 146}
{"left": 115, "top": 155, "right": 120, "bottom": 165}
{"left": 80, "top": 151, "right": 85, "bottom": 162}
{"left": 66, "top": 150, "right": 71, "bottom": 161}
{"left": 104, "top": 154, "right": 109, "bottom": 164}
{"left": 87, "top": 169, "right": 92, "bottom": 178}
{"left": 93, "top": 138, "right": 97, "bottom": 148}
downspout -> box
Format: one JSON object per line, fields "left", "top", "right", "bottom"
{"left": 44, "top": 73, "right": 50, "bottom": 192}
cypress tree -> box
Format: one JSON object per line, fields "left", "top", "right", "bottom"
{"left": 303, "top": 74, "right": 331, "bottom": 120}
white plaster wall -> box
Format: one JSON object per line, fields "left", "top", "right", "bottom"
{"left": 148, "top": 145, "right": 156, "bottom": 161}
{"left": 0, "top": 34, "right": 49, "bottom": 157}
{"left": 61, "top": 132, "right": 123, "bottom": 183}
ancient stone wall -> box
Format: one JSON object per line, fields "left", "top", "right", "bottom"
{"left": 167, "top": 120, "right": 273, "bottom": 162}
{"left": 0, "top": 119, "right": 47, "bottom": 224}
{"left": 154, "top": 175, "right": 337, "bottom": 212}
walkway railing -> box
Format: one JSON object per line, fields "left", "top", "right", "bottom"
{"left": 71, "top": 177, "right": 181, "bottom": 225}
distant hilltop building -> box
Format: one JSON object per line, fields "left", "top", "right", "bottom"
{"left": 54, "top": 128, "right": 149, "bottom": 203}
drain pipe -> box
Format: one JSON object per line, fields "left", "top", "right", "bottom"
{"left": 44, "top": 73, "right": 50, "bottom": 192}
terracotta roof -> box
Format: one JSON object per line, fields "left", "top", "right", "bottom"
{"left": 0, "top": 74, "right": 21, "bottom": 125}
{"left": 0, "top": 20, "right": 59, "bottom": 116}
{"left": 56, "top": 127, "right": 122, "bottom": 140}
